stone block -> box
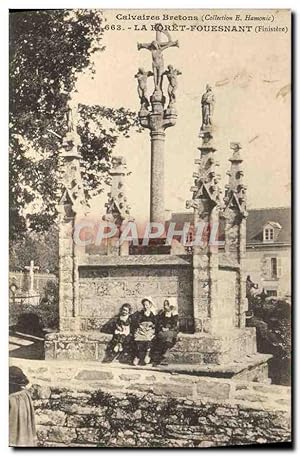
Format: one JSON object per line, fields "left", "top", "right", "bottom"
{"left": 196, "top": 379, "right": 231, "bottom": 400}
{"left": 31, "top": 385, "right": 51, "bottom": 400}
{"left": 80, "top": 269, "right": 109, "bottom": 279}
{"left": 62, "top": 404, "right": 106, "bottom": 416}
{"left": 60, "top": 283, "right": 73, "bottom": 301}
{"left": 166, "top": 352, "right": 205, "bottom": 364}
{"left": 234, "top": 392, "right": 268, "bottom": 403}
{"left": 38, "top": 425, "right": 77, "bottom": 445}
{"left": 197, "top": 440, "right": 215, "bottom": 447}
{"left": 44, "top": 341, "right": 55, "bottom": 359}
{"left": 36, "top": 410, "right": 66, "bottom": 426}
{"left": 67, "top": 414, "right": 110, "bottom": 429}
{"left": 55, "top": 341, "right": 97, "bottom": 361}
{"left": 75, "top": 370, "right": 114, "bottom": 381}
{"left": 59, "top": 256, "right": 73, "bottom": 271}
{"left": 75, "top": 428, "right": 101, "bottom": 444}
{"left": 133, "top": 409, "right": 142, "bottom": 420}
{"left": 119, "top": 373, "right": 141, "bottom": 382}
{"left": 153, "top": 382, "right": 193, "bottom": 398}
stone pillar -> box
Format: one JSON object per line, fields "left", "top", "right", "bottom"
{"left": 137, "top": 26, "right": 180, "bottom": 224}
{"left": 58, "top": 130, "right": 86, "bottom": 332}
{"left": 104, "top": 156, "right": 133, "bottom": 255}
{"left": 139, "top": 99, "right": 177, "bottom": 224}
{"left": 150, "top": 131, "right": 165, "bottom": 222}
{"left": 187, "top": 129, "right": 221, "bottom": 333}
{"left": 223, "top": 142, "right": 248, "bottom": 328}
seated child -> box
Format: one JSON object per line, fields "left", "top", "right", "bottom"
{"left": 110, "top": 303, "right": 132, "bottom": 357}
{"left": 152, "top": 299, "right": 179, "bottom": 366}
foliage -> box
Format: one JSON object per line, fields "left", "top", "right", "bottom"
{"left": 9, "top": 9, "right": 139, "bottom": 240}
{"left": 247, "top": 295, "right": 291, "bottom": 385}
{"left": 10, "top": 226, "right": 59, "bottom": 273}
{"left": 88, "top": 390, "right": 116, "bottom": 408}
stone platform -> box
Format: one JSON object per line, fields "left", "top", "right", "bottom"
{"left": 45, "top": 329, "right": 271, "bottom": 382}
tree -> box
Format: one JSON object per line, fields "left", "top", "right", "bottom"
{"left": 9, "top": 226, "right": 59, "bottom": 273}
{"left": 247, "top": 295, "right": 291, "bottom": 385}
{"left": 10, "top": 9, "right": 139, "bottom": 240}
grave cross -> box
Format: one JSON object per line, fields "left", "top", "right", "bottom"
{"left": 24, "top": 260, "right": 39, "bottom": 293}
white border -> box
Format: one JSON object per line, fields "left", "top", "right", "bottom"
{"left": 1, "top": 1, "right": 297, "bottom": 454}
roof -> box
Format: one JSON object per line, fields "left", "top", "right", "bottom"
{"left": 246, "top": 207, "right": 291, "bottom": 244}
{"left": 170, "top": 207, "right": 291, "bottom": 245}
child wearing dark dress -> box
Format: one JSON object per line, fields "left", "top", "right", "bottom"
{"left": 152, "top": 299, "right": 179, "bottom": 366}
{"left": 132, "top": 297, "right": 156, "bottom": 366}
{"left": 108, "top": 303, "right": 133, "bottom": 360}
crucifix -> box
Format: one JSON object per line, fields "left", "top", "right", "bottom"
{"left": 136, "top": 25, "right": 180, "bottom": 224}
{"left": 137, "top": 25, "right": 179, "bottom": 90}
{"left": 24, "top": 260, "right": 39, "bottom": 293}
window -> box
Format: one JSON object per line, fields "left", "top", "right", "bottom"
{"left": 266, "top": 290, "right": 278, "bottom": 297}
{"left": 264, "top": 228, "right": 274, "bottom": 241}
{"left": 271, "top": 257, "right": 277, "bottom": 278}
{"left": 185, "top": 229, "right": 195, "bottom": 246}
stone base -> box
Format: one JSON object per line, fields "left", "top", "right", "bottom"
{"left": 165, "top": 328, "right": 258, "bottom": 365}
{"left": 157, "top": 353, "right": 272, "bottom": 383}
{"left": 45, "top": 329, "right": 257, "bottom": 364}
{"left": 45, "top": 332, "right": 271, "bottom": 383}
{"left": 45, "top": 331, "right": 111, "bottom": 361}
{"left": 45, "top": 328, "right": 271, "bottom": 382}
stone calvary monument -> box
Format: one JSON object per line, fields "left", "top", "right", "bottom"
{"left": 45, "top": 26, "right": 271, "bottom": 381}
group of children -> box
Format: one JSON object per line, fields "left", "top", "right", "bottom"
{"left": 107, "top": 297, "right": 179, "bottom": 366}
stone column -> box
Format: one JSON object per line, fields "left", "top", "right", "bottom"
{"left": 103, "top": 156, "right": 133, "bottom": 255}
{"left": 187, "top": 128, "right": 221, "bottom": 333}
{"left": 223, "top": 142, "right": 248, "bottom": 328}
{"left": 58, "top": 129, "right": 86, "bottom": 332}
{"left": 137, "top": 26, "right": 180, "bottom": 224}
{"left": 150, "top": 130, "right": 166, "bottom": 222}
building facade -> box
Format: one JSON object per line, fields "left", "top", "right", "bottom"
{"left": 244, "top": 207, "right": 291, "bottom": 298}
{"left": 170, "top": 206, "right": 291, "bottom": 299}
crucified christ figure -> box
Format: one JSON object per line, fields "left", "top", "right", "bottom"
{"left": 137, "top": 26, "right": 179, "bottom": 90}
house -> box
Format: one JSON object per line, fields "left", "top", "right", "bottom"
{"left": 169, "top": 207, "right": 291, "bottom": 298}
{"left": 244, "top": 207, "right": 291, "bottom": 298}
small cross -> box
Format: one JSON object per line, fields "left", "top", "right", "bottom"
{"left": 24, "top": 260, "right": 39, "bottom": 293}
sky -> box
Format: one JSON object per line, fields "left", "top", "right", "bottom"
{"left": 73, "top": 9, "right": 291, "bottom": 223}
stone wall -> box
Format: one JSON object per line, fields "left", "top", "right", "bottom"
{"left": 11, "top": 359, "right": 291, "bottom": 448}
{"left": 78, "top": 261, "right": 193, "bottom": 332}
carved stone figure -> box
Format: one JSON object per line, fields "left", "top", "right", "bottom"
{"left": 137, "top": 28, "right": 179, "bottom": 90}
{"left": 135, "top": 68, "right": 153, "bottom": 109}
{"left": 164, "top": 65, "right": 182, "bottom": 107}
{"left": 201, "top": 84, "right": 215, "bottom": 130}
{"left": 65, "top": 99, "right": 78, "bottom": 133}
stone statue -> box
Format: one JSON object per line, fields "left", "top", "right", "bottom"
{"left": 137, "top": 28, "right": 179, "bottom": 91}
{"left": 201, "top": 84, "right": 215, "bottom": 131}
{"left": 65, "top": 98, "right": 78, "bottom": 133}
{"left": 163, "top": 65, "right": 182, "bottom": 107}
{"left": 135, "top": 68, "right": 153, "bottom": 109}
